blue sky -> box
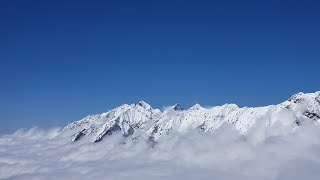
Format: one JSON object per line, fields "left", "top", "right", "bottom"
{"left": 1, "top": 0, "right": 319, "bottom": 134}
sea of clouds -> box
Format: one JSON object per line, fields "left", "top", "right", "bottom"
{"left": 1, "top": 120, "right": 320, "bottom": 180}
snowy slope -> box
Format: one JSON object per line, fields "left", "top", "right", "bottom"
{"left": 60, "top": 91, "right": 320, "bottom": 143}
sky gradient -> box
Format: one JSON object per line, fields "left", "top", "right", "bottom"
{"left": 1, "top": 0, "right": 320, "bottom": 134}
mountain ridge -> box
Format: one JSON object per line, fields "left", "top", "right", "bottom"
{"left": 61, "top": 91, "right": 320, "bottom": 144}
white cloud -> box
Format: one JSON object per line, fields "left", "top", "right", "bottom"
{"left": 1, "top": 121, "right": 320, "bottom": 180}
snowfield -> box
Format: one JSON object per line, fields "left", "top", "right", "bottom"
{"left": 1, "top": 91, "right": 320, "bottom": 180}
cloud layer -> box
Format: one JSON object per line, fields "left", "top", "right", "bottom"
{"left": 1, "top": 121, "right": 320, "bottom": 180}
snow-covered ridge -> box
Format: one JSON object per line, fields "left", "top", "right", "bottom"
{"left": 61, "top": 91, "right": 320, "bottom": 143}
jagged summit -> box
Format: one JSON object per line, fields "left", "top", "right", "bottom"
{"left": 172, "top": 103, "right": 183, "bottom": 111}
{"left": 190, "top": 103, "right": 202, "bottom": 110}
{"left": 60, "top": 92, "right": 320, "bottom": 144}
{"left": 136, "top": 100, "right": 152, "bottom": 109}
{"left": 287, "top": 91, "right": 320, "bottom": 103}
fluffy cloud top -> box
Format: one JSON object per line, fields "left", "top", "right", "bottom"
{"left": 1, "top": 120, "right": 320, "bottom": 180}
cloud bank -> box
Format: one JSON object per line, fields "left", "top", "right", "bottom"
{"left": 1, "top": 121, "right": 320, "bottom": 180}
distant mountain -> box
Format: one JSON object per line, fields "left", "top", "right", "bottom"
{"left": 60, "top": 91, "right": 320, "bottom": 144}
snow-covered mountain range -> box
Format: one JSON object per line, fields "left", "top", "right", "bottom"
{"left": 2, "top": 91, "right": 320, "bottom": 180}
{"left": 61, "top": 91, "right": 320, "bottom": 144}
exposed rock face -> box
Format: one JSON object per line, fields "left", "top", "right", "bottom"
{"left": 61, "top": 92, "right": 320, "bottom": 143}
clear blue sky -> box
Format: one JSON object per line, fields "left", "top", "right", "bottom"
{"left": 1, "top": 0, "right": 319, "bottom": 134}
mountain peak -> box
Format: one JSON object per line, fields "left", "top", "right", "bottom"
{"left": 287, "top": 91, "right": 320, "bottom": 105}
{"left": 288, "top": 92, "right": 305, "bottom": 103}
{"left": 190, "top": 103, "right": 202, "bottom": 110}
{"left": 136, "top": 100, "right": 152, "bottom": 109}
{"left": 173, "top": 103, "right": 183, "bottom": 111}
